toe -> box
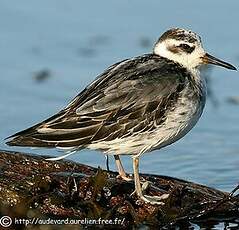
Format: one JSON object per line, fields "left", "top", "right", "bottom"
{"left": 116, "top": 174, "right": 132, "bottom": 182}
{"left": 144, "top": 193, "right": 169, "bottom": 201}
{"left": 140, "top": 195, "right": 166, "bottom": 205}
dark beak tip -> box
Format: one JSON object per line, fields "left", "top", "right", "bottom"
{"left": 232, "top": 66, "right": 237, "bottom": 71}
{"left": 205, "top": 53, "right": 237, "bottom": 71}
{"left": 228, "top": 64, "right": 237, "bottom": 71}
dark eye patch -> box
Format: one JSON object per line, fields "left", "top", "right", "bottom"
{"left": 178, "top": 44, "right": 195, "bottom": 53}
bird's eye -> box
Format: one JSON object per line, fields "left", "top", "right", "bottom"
{"left": 178, "top": 43, "right": 195, "bottom": 53}
{"left": 179, "top": 44, "right": 191, "bottom": 50}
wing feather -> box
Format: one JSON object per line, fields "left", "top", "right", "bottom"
{"left": 6, "top": 54, "right": 188, "bottom": 148}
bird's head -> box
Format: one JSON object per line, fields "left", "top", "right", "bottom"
{"left": 153, "top": 28, "right": 236, "bottom": 71}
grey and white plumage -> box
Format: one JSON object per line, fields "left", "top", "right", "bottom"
{"left": 6, "top": 54, "right": 204, "bottom": 153}
{"left": 6, "top": 28, "right": 236, "bottom": 204}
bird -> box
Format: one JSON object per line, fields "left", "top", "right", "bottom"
{"left": 6, "top": 28, "right": 236, "bottom": 205}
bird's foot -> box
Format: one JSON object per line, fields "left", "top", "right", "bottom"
{"left": 139, "top": 194, "right": 169, "bottom": 205}
{"left": 116, "top": 174, "right": 132, "bottom": 182}
{"left": 130, "top": 181, "right": 169, "bottom": 205}
{"left": 130, "top": 180, "right": 151, "bottom": 196}
{"left": 141, "top": 180, "right": 151, "bottom": 191}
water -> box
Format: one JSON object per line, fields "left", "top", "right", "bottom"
{"left": 0, "top": 0, "right": 238, "bottom": 222}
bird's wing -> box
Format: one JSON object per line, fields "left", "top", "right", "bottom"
{"left": 6, "top": 54, "right": 188, "bottom": 148}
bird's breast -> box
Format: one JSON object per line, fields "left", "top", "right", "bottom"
{"left": 152, "top": 72, "right": 207, "bottom": 150}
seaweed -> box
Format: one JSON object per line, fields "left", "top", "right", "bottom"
{"left": 0, "top": 150, "right": 238, "bottom": 229}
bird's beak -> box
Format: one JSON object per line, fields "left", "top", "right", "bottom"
{"left": 202, "top": 53, "right": 237, "bottom": 70}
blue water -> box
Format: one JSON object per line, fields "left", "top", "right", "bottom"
{"left": 0, "top": 0, "right": 239, "bottom": 202}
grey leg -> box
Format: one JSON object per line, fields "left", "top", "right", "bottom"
{"left": 114, "top": 155, "right": 132, "bottom": 181}
{"left": 132, "top": 156, "right": 169, "bottom": 205}
{"left": 105, "top": 155, "right": 110, "bottom": 171}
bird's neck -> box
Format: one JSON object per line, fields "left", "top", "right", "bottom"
{"left": 188, "top": 67, "right": 207, "bottom": 100}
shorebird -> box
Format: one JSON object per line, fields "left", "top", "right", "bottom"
{"left": 6, "top": 28, "right": 236, "bottom": 204}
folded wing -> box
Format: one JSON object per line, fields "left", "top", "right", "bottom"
{"left": 6, "top": 54, "right": 187, "bottom": 149}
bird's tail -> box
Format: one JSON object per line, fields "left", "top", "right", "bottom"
{"left": 5, "top": 110, "right": 69, "bottom": 148}
{"left": 6, "top": 135, "right": 56, "bottom": 148}
{"left": 6, "top": 126, "right": 79, "bottom": 161}
{"left": 5, "top": 110, "right": 95, "bottom": 149}
{"left": 5, "top": 125, "right": 58, "bottom": 148}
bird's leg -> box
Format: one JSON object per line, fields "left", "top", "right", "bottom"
{"left": 132, "top": 156, "right": 169, "bottom": 205}
{"left": 105, "top": 155, "right": 110, "bottom": 171}
{"left": 114, "top": 155, "right": 132, "bottom": 181}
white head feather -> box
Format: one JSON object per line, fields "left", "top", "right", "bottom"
{"left": 153, "top": 28, "right": 205, "bottom": 71}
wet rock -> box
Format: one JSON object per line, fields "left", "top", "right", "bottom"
{"left": 0, "top": 150, "right": 238, "bottom": 229}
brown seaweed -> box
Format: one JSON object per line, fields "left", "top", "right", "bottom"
{"left": 0, "top": 150, "right": 238, "bottom": 229}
